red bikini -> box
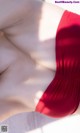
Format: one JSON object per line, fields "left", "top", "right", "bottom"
{"left": 36, "top": 10, "right": 80, "bottom": 118}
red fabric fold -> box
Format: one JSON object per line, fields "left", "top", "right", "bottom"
{"left": 36, "top": 10, "right": 80, "bottom": 118}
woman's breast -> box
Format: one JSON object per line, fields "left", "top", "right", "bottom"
{"left": 1, "top": 32, "right": 57, "bottom": 111}
{"left": 4, "top": 26, "right": 57, "bottom": 71}
{"left": 0, "top": 33, "right": 56, "bottom": 111}
{"left": 2, "top": 7, "right": 62, "bottom": 110}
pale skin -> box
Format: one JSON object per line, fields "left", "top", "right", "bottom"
{"left": 0, "top": 0, "right": 66, "bottom": 121}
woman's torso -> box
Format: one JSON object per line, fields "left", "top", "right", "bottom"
{"left": 1, "top": 1, "right": 65, "bottom": 110}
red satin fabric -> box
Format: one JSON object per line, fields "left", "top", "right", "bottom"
{"left": 35, "top": 10, "right": 80, "bottom": 118}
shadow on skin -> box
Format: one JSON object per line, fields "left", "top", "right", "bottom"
{"left": 1, "top": 25, "right": 80, "bottom": 129}
{"left": 0, "top": 0, "right": 57, "bottom": 123}
{"left": 0, "top": 0, "right": 80, "bottom": 129}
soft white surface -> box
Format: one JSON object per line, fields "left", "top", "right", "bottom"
{"left": 0, "top": 1, "right": 80, "bottom": 133}
{"left": 46, "top": 0, "right": 80, "bottom": 14}
{"left": 0, "top": 112, "right": 80, "bottom": 133}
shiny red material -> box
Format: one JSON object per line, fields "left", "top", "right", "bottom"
{"left": 35, "top": 10, "right": 80, "bottom": 118}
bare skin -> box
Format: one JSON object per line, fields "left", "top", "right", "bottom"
{"left": 0, "top": 0, "right": 65, "bottom": 121}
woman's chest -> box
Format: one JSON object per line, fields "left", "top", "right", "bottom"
{"left": 4, "top": 28, "right": 56, "bottom": 71}
{"left": 0, "top": 34, "right": 56, "bottom": 109}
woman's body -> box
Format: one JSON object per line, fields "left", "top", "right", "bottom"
{"left": 2, "top": 0, "right": 64, "bottom": 99}
{"left": 0, "top": 0, "right": 80, "bottom": 121}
